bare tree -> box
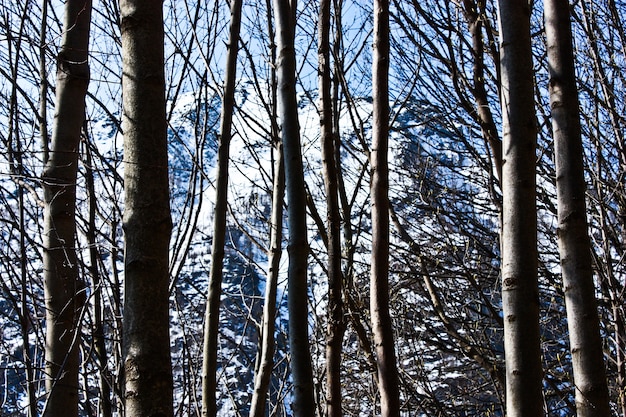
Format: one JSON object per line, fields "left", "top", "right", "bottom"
{"left": 572, "top": 0, "right": 626, "bottom": 412}
{"left": 82, "top": 131, "right": 114, "bottom": 417}
{"left": 319, "top": 0, "right": 345, "bottom": 415}
{"left": 459, "top": 0, "right": 503, "bottom": 183}
{"left": 119, "top": 0, "right": 173, "bottom": 415}
{"left": 249, "top": 119, "right": 285, "bottom": 417}
{"left": 497, "top": 0, "right": 544, "bottom": 415}
{"left": 41, "top": 1, "right": 91, "bottom": 416}
{"left": 272, "top": 0, "right": 316, "bottom": 415}
{"left": 201, "top": 1, "right": 243, "bottom": 416}
{"left": 371, "top": 0, "right": 400, "bottom": 416}
{"left": 544, "top": 0, "right": 611, "bottom": 415}
{"left": 249, "top": 3, "right": 285, "bottom": 415}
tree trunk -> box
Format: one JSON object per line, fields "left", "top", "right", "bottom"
{"left": 249, "top": 138, "right": 285, "bottom": 417}
{"left": 319, "top": 0, "right": 345, "bottom": 416}
{"left": 371, "top": 0, "right": 400, "bottom": 416}
{"left": 544, "top": 0, "right": 611, "bottom": 415}
{"left": 249, "top": 5, "right": 283, "bottom": 414}
{"left": 84, "top": 137, "right": 113, "bottom": 417}
{"left": 496, "top": 0, "right": 544, "bottom": 415}
{"left": 39, "top": 0, "right": 49, "bottom": 165}
{"left": 201, "top": 1, "right": 242, "bottom": 416}
{"left": 119, "top": 1, "right": 173, "bottom": 415}
{"left": 461, "top": 0, "right": 503, "bottom": 183}
{"left": 41, "top": 1, "right": 91, "bottom": 416}
{"left": 577, "top": 2, "right": 626, "bottom": 413}
{"left": 272, "top": 0, "right": 316, "bottom": 415}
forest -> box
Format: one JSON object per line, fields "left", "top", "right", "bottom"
{"left": 0, "top": 0, "right": 624, "bottom": 416}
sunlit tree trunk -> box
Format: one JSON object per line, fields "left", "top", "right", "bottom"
{"left": 272, "top": 0, "right": 316, "bottom": 415}
{"left": 201, "top": 1, "right": 242, "bottom": 416}
{"left": 119, "top": 1, "right": 173, "bottom": 415}
{"left": 497, "top": 0, "right": 544, "bottom": 415}
{"left": 41, "top": 1, "right": 91, "bottom": 416}
{"left": 249, "top": 5, "right": 283, "bottom": 415}
{"left": 319, "top": 0, "right": 345, "bottom": 416}
{"left": 544, "top": 0, "right": 611, "bottom": 415}
{"left": 371, "top": 0, "right": 400, "bottom": 416}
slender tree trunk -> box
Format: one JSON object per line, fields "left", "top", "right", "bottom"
{"left": 19, "top": 150, "right": 37, "bottom": 417}
{"left": 249, "top": 139, "right": 285, "bottom": 417}
{"left": 496, "top": 0, "right": 544, "bottom": 415}
{"left": 201, "top": 1, "right": 242, "bottom": 416}
{"left": 84, "top": 137, "right": 113, "bottom": 417}
{"left": 41, "top": 1, "right": 91, "bottom": 416}
{"left": 577, "top": 2, "right": 626, "bottom": 413}
{"left": 119, "top": 1, "right": 173, "bottom": 415}
{"left": 249, "top": 6, "right": 283, "bottom": 414}
{"left": 319, "top": 1, "right": 345, "bottom": 416}
{"left": 544, "top": 0, "right": 611, "bottom": 415}
{"left": 8, "top": 6, "right": 40, "bottom": 417}
{"left": 461, "top": 0, "right": 503, "bottom": 183}
{"left": 272, "top": 0, "right": 316, "bottom": 415}
{"left": 371, "top": 0, "right": 400, "bottom": 416}
{"left": 39, "top": 0, "right": 49, "bottom": 165}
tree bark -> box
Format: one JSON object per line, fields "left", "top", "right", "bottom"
{"left": 249, "top": 5, "right": 283, "bottom": 414}
{"left": 201, "top": 1, "right": 242, "bottom": 416}
{"left": 84, "top": 137, "right": 113, "bottom": 417}
{"left": 249, "top": 139, "right": 285, "bottom": 417}
{"left": 119, "top": 1, "right": 173, "bottom": 416}
{"left": 576, "top": 2, "right": 626, "bottom": 413}
{"left": 371, "top": 0, "right": 400, "bottom": 416}
{"left": 496, "top": 0, "right": 544, "bottom": 415}
{"left": 461, "top": 0, "right": 503, "bottom": 183}
{"left": 41, "top": 1, "right": 91, "bottom": 416}
{"left": 544, "top": 0, "right": 611, "bottom": 415}
{"left": 272, "top": 0, "right": 316, "bottom": 415}
{"left": 319, "top": 0, "right": 345, "bottom": 416}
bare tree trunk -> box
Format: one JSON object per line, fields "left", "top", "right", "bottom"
{"left": 544, "top": 0, "right": 611, "bottom": 415}
{"left": 7, "top": 6, "right": 41, "bottom": 417}
{"left": 272, "top": 0, "right": 316, "bottom": 415}
{"left": 83, "top": 136, "right": 113, "bottom": 417}
{"left": 496, "top": 0, "right": 544, "bottom": 415}
{"left": 249, "top": 6, "right": 283, "bottom": 414}
{"left": 319, "top": 1, "right": 345, "bottom": 416}
{"left": 41, "top": 1, "right": 91, "bottom": 416}
{"left": 119, "top": 1, "right": 173, "bottom": 415}
{"left": 201, "top": 1, "right": 243, "bottom": 416}
{"left": 249, "top": 138, "right": 285, "bottom": 417}
{"left": 576, "top": 2, "right": 626, "bottom": 413}
{"left": 371, "top": 0, "right": 400, "bottom": 416}
{"left": 460, "top": 0, "right": 503, "bottom": 183}
{"left": 39, "top": 0, "right": 49, "bottom": 165}
{"left": 19, "top": 169, "right": 37, "bottom": 417}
